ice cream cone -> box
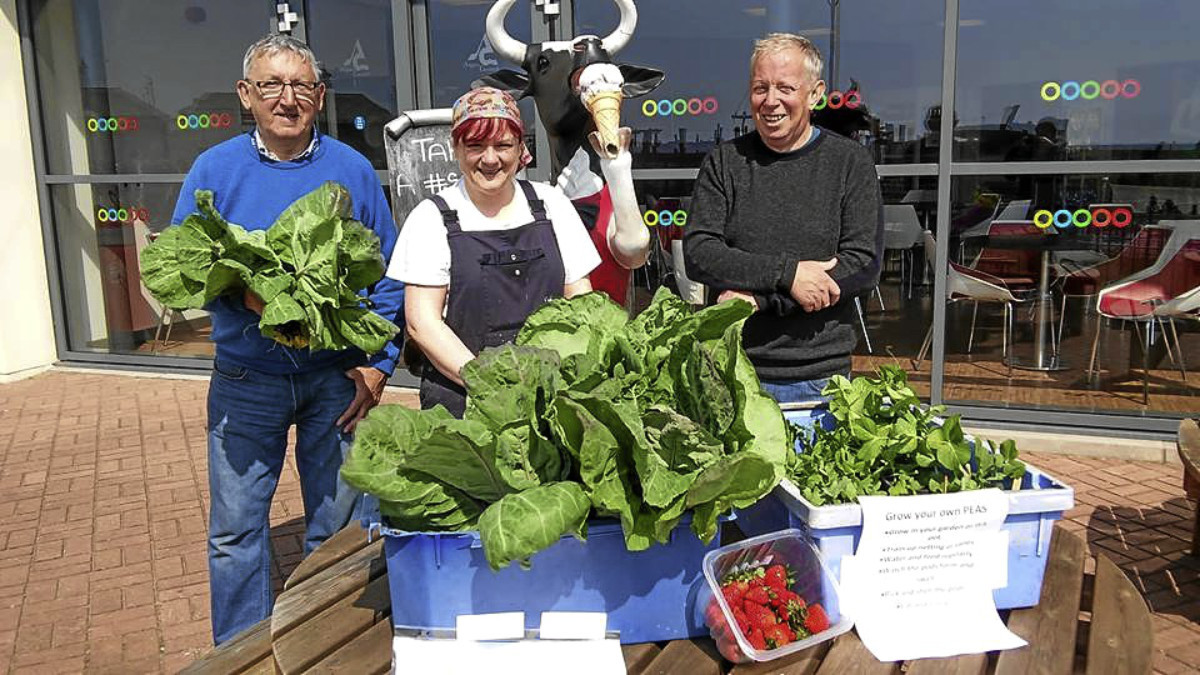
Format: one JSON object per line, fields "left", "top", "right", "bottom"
{"left": 586, "top": 90, "right": 624, "bottom": 159}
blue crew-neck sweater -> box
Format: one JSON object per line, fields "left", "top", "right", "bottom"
{"left": 171, "top": 131, "right": 405, "bottom": 376}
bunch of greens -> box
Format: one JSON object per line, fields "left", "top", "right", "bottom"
{"left": 341, "top": 289, "right": 790, "bottom": 570}
{"left": 786, "top": 365, "right": 1025, "bottom": 506}
{"left": 139, "top": 182, "right": 399, "bottom": 354}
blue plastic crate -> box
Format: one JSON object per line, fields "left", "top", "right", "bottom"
{"left": 380, "top": 515, "right": 721, "bottom": 644}
{"left": 736, "top": 404, "right": 1075, "bottom": 609}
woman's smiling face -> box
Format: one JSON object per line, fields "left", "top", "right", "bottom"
{"left": 455, "top": 127, "right": 523, "bottom": 197}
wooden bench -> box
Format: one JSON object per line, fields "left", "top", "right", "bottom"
{"left": 1178, "top": 418, "right": 1200, "bottom": 556}
{"left": 182, "top": 521, "right": 1154, "bottom": 674}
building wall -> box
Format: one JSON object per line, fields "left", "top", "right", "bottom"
{"left": 0, "top": 0, "right": 56, "bottom": 378}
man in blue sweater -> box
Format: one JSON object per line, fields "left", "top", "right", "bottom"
{"left": 171, "top": 35, "right": 404, "bottom": 644}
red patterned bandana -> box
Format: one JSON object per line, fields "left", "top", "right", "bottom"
{"left": 451, "top": 87, "right": 533, "bottom": 167}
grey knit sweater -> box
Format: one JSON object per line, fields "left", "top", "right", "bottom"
{"left": 683, "top": 128, "right": 883, "bottom": 381}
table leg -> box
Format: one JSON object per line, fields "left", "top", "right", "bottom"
{"left": 1007, "top": 250, "right": 1068, "bottom": 371}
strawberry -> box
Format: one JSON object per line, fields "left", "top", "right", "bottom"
{"left": 804, "top": 603, "right": 830, "bottom": 634}
{"left": 704, "top": 602, "right": 721, "bottom": 622}
{"left": 762, "top": 624, "right": 792, "bottom": 649}
{"left": 725, "top": 580, "right": 749, "bottom": 601}
{"left": 722, "top": 585, "right": 743, "bottom": 607}
{"left": 775, "top": 589, "right": 800, "bottom": 606}
{"left": 743, "top": 601, "right": 777, "bottom": 628}
{"left": 732, "top": 606, "right": 750, "bottom": 633}
{"left": 747, "top": 626, "right": 767, "bottom": 651}
{"left": 764, "top": 564, "right": 789, "bottom": 591}
{"left": 744, "top": 585, "right": 771, "bottom": 606}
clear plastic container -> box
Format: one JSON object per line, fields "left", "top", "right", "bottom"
{"left": 699, "top": 529, "right": 853, "bottom": 663}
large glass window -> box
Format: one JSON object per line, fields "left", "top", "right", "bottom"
{"left": 427, "top": 0, "right": 530, "bottom": 107}
{"left": 307, "top": 0, "right": 398, "bottom": 169}
{"left": 31, "top": 0, "right": 268, "bottom": 175}
{"left": 955, "top": 0, "right": 1200, "bottom": 161}
{"left": 942, "top": 173, "right": 1200, "bottom": 415}
{"left": 575, "top": 0, "right": 943, "bottom": 167}
{"left": 425, "top": 0, "right": 536, "bottom": 165}
{"left": 47, "top": 183, "right": 213, "bottom": 359}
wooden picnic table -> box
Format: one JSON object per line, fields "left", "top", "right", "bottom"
{"left": 181, "top": 521, "right": 1152, "bottom": 674}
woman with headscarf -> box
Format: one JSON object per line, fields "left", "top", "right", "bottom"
{"left": 386, "top": 87, "right": 600, "bottom": 417}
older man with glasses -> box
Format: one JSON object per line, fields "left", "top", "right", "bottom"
{"left": 169, "top": 35, "right": 404, "bottom": 645}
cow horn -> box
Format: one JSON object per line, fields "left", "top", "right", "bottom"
{"left": 600, "top": 0, "right": 637, "bottom": 55}
{"left": 485, "top": 0, "right": 527, "bottom": 65}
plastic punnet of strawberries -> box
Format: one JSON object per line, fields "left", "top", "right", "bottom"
{"left": 705, "top": 563, "right": 830, "bottom": 659}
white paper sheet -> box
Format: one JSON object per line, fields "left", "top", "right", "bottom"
{"left": 539, "top": 612, "right": 608, "bottom": 640}
{"left": 455, "top": 612, "right": 525, "bottom": 641}
{"left": 391, "top": 635, "right": 626, "bottom": 674}
{"left": 840, "top": 489, "right": 1027, "bottom": 662}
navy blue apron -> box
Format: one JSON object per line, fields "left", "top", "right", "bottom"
{"left": 419, "top": 180, "right": 566, "bottom": 417}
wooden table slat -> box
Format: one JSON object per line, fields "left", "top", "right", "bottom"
{"left": 194, "top": 523, "right": 1150, "bottom": 675}
{"left": 273, "top": 573, "right": 392, "bottom": 674}
{"left": 728, "top": 640, "right": 831, "bottom": 675}
{"left": 1085, "top": 552, "right": 1154, "bottom": 675}
{"left": 178, "top": 617, "right": 273, "bottom": 675}
{"left": 310, "top": 617, "right": 395, "bottom": 675}
{"left": 812, "top": 631, "right": 898, "bottom": 675}
{"left": 903, "top": 653, "right": 988, "bottom": 675}
{"left": 994, "top": 527, "right": 1086, "bottom": 675}
{"left": 284, "top": 521, "right": 372, "bottom": 590}
{"left": 623, "top": 643, "right": 663, "bottom": 674}
{"left": 638, "top": 638, "right": 724, "bottom": 675}
{"left": 271, "top": 538, "right": 385, "bottom": 636}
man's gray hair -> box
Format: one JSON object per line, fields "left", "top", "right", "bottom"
{"left": 751, "top": 33, "right": 823, "bottom": 83}
{"left": 242, "top": 34, "right": 321, "bottom": 80}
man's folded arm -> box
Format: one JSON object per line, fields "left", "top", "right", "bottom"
{"left": 683, "top": 153, "right": 796, "bottom": 293}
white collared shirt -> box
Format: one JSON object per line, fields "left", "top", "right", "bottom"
{"left": 251, "top": 128, "right": 320, "bottom": 162}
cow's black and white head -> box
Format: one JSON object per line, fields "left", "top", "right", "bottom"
{"left": 476, "top": 0, "right": 664, "bottom": 183}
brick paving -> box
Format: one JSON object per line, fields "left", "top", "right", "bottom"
{"left": 0, "top": 369, "right": 1196, "bottom": 673}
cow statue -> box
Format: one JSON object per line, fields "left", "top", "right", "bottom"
{"left": 479, "top": 0, "right": 664, "bottom": 306}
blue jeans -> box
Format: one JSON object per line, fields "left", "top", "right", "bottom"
{"left": 206, "top": 360, "right": 363, "bottom": 644}
{"left": 760, "top": 377, "right": 832, "bottom": 405}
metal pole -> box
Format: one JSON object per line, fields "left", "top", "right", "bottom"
{"left": 930, "top": 0, "right": 959, "bottom": 405}
{"left": 828, "top": 0, "right": 840, "bottom": 88}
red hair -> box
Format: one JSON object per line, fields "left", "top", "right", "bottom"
{"left": 451, "top": 116, "right": 523, "bottom": 145}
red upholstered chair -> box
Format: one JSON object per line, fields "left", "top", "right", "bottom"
{"left": 969, "top": 220, "right": 1042, "bottom": 292}
{"left": 1087, "top": 221, "right": 1200, "bottom": 403}
{"left": 1055, "top": 224, "right": 1172, "bottom": 343}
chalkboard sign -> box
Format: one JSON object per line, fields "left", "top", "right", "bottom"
{"left": 384, "top": 109, "right": 457, "bottom": 230}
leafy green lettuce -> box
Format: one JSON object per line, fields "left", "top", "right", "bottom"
{"left": 139, "top": 182, "right": 399, "bottom": 354}
{"left": 342, "top": 288, "right": 790, "bottom": 570}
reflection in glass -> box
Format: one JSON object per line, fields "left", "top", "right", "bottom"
{"left": 575, "top": 0, "right": 943, "bottom": 166}
{"left": 627, "top": 179, "right": 698, "bottom": 312}
{"left": 956, "top": 0, "right": 1200, "bottom": 161}
{"left": 944, "top": 174, "right": 1200, "bottom": 415}
{"left": 307, "top": 0, "right": 398, "bottom": 168}
{"left": 31, "top": 0, "right": 265, "bottom": 175}
{"left": 49, "top": 183, "right": 215, "bottom": 359}
{"left": 426, "top": 0, "right": 536, "bottom": 165}
{"left": 854, "top": 177, "right": 938, "bottom": 399}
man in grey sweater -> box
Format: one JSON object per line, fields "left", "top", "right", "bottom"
{"left": 683, "top": 33, "right": 883, "bottom": 403}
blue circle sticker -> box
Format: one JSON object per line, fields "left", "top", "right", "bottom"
{"left": 353, "top": 115, "right": 367, "bottom": 131}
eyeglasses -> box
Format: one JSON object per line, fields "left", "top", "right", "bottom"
{"left": 248, "top": 79, "right": 322, "bottom": 101}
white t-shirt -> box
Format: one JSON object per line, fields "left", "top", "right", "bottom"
{"left": 387, "top": 179, "right": 602, "bottom": 286}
